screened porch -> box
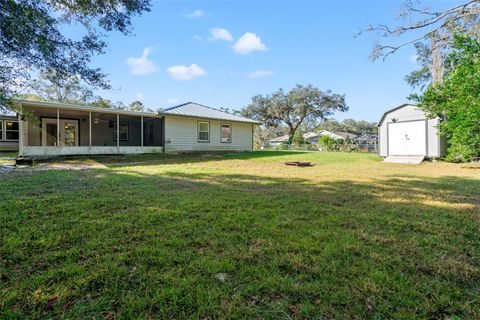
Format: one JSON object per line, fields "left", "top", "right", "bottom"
{"left": 19, "top": 102, "right": 164, "bottom": 157}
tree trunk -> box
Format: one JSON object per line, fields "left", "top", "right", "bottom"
{"left": 431, "top": 35, "right": 444, "bottom": 85}
{"left": 288, "top": 127, "right": 295, "bottom": 144}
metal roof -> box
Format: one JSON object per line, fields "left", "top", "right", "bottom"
{"left": 269, "top": 134, "right": 289, "bottom": 142}
{"left": 334, "top": 131, "right": 357, "bottom": 139}
{"left": 303, "top": 132, "right": 322, "bottom": 140}
{"left": 377, "top": 103, "right": 416, "bottom": 126}
{"left": 15, "top": 99, "right": 158, "bottom": 117}
{"left": 160, "top": 102, "right": 261, "bottom": 124}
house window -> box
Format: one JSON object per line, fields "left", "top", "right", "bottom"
{"left": 113, "top": 122, "right": 129, "bottom": 141}
{"left": 198, "top": 121, "right": 210, "bottom": 142}
{"left": 221, "top": 123, "right": 231, "bottom": 143}
{"left": 5, "top": 120, "right": 19, "bottom": 141}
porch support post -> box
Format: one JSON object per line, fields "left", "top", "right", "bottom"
{"left": 116, "top": 113, "right": 120, "bottom": 150}
{"left": 56, "top": 108, "right": 60, "bottom": 147}
{"left": 141, "top": 115, "right": 144, "bottom": 147}
{"left": 18, "top": 104, "right": 24, "bottom": 156}
{"left": 89, "top": 111, "right": 92, "bottom": 147}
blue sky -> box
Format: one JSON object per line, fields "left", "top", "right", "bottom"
{"left": 86, "top": 0, "right": 457, "bottom": 122}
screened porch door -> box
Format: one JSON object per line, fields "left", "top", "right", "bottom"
{"left": 42, "top": 119, "right": 79, "bottom": 147}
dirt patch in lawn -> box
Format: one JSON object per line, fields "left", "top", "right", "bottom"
{"left": 33, "top": 161, "right": 107, "bottom": 171}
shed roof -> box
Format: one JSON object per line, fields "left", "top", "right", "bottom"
{"left": 160, "top": 102, "right": 261, "bottom": 124}
{"left": 377, "top": 103, "right": 416, "bottom": 126}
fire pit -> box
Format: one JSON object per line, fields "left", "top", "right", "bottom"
{"left": 285, "top": 161, "right": 313, "bottom": 167}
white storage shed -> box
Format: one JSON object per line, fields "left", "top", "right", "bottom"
{"left": 378, "top": 104, "right": 445, "bottom": 159}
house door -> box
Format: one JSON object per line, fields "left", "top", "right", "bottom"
{"left": 42, "top": 119, "right": 79, "bottom": 147}
{"left": 387, "top": 120, "right": 426, "bottom": 156}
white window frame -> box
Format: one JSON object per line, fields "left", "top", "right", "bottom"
{"left": 0, "top": 120, "right": 3, "bottom": 141}
{"left": 197, "top": 121, "right": 210, "bottom": 143}
{"left": 220, "top": 123, "right": 232, "bottom": 143}
{"left": 4, "top": 120, "right": 19, "bottom": 141}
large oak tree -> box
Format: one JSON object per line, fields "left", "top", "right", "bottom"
{"left": 0, "top": 0, "right": 151, "bottom": 110}
{"left": 242, "top": 84, "right": 347, "bottom": 143}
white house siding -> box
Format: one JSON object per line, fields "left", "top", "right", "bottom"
{"left": 164, "top": 115, "right": 253, "bottom": 152}
{"left": 378, "top": 104, "right": 442, "bottom": 158}
{"left": 0, "top": 141, "right": 18, "bottom": 151}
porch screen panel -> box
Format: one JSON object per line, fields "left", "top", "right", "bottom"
{"left": 91, "top": 113, "right": 117, "bottom": 146}
{"left": 117, "top": 115, "right": 142, "bottom": 146}
{"left": 143, "top": 118, "right": 163, "bottom": 146}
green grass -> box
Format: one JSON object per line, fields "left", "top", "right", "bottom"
{"left": 1, "top": 151, "right": 479, "bottom": 319}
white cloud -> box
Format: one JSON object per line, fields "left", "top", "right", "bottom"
{"left": 409, "top": 54, "right": 419, "bottom": 64}
{"left": 126, "top": 47, "right": 157, "bottom": 75}
{"left": 167, "top": 64, "right": 206, "bottom": 81}
{"left": 135, "top": 93, "right": 144, "bottom": 101}
{"left": 186, "top": 10, "right": 205, "bottom": 18}
{"left": 193, "top": 35, "right": 203, "bottom": 41}
{"left": 233, "top": 32, "right": 267, "bottom": 55}
{"left": 247, "top": 70, "right": 273, "bottom": 78}
{"left": 167, "top": 97, "right": 179, "bottom": 105}
{"left": 209, "top": 28, "right": 233, "bottom": 42}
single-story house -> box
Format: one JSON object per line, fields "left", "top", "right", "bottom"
{"left": 378, "top": 103, "right": 445, "bottom": 159}
{"left": 268, "top": 134, "right": 289, "bottom": 146}
{"left": 268, "top": 130, "right": 358, "bottom": 146}
{"left": 354, "top": 133, "right": 378, "bottom": 145}
{"left": 6, "top": 100, "right": 260, "bottom": 157}
{"left": 319, "top": 130, "right": 357, "bottom": 141}
{"left": 301, "top": 130, "right": 358, "bottom": 144}
{"left": 0, "top": 114, "right": 19, "bottom": 151}
{"left": 302, "top": 132, "right": 322, "bottom": 144}
{"left": 354, "top": 134, "right": 378, "bottom": 153}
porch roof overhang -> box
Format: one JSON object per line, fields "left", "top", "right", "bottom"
{"left": 15, "top": 100, "right": 158, "bottom": 117}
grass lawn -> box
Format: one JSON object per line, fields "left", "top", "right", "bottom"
{"left": 1, "top": 151, "right": 479, "bottom": 319}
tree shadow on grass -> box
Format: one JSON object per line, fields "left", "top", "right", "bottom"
{"left": 38, "top": 150, "right": 312, "bottom": 168}
{"left": 0, "top": 169, "right": 479, "bottom": 319}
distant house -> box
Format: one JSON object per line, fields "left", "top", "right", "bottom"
{"left": 4, "top": 100, "right": 261, "bottom": 157}
{"left": 269, "top": 130, "right": 358, "bottom": 147}
{"left": 319, "top": 130, "right": 357, "bottom": 141}
{"left": 355, "top": 134, "right": 378, "bottom": 153}
{"left": 355, "top": 133, "right": 378, "bottom": 145}
{"left": 304, "top": 130, "right": 358, "bottom": 144}
{"left": 303, "top": 132, "right": 323, "bottom": 144}
{"left": 268, "top": 134, "right": 289, "bottom": 146}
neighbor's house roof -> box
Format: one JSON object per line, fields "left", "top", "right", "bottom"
{"left": 317, "top": 130, "right": 356, "bottom": 140}
{"left": 303, "top": 132, "right": 322, "bottom": 140}
{"left": 333, "top": 131, "right": 357, "bottom": 139}
{"left": 270, "top": 130, "right": 358, "bottom": 144}
{"left": 160, "top": 102, "right": 261, "bottom": 124}
{"left": 354, "top": 133, "right": 378, "bottom": 142}
{"left": 269, "top": 134, "right": 289, "bottom": 143}
{"left": 15, "top": 99, "right": 158, "bottom": 117}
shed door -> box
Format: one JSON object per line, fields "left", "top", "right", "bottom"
{"left": 388, "top": 121, "right": 426, "bottom": 156}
